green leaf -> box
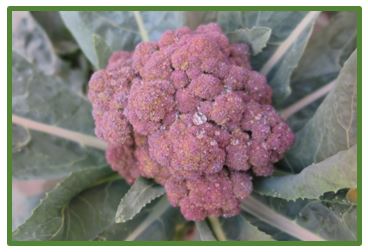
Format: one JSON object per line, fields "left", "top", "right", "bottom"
{"left": 319, "top": 190, "right": 357, "bottom": 241}
{"left": 342, "top": 207, "right": 357, "bottom": 237}
{"left": 218, "top": 11, "right": 319, "bottom": 104}
{"left": 195, "top": 221, "right": 216, "bottom": 241}
{"left": 58, "top": 53, "right": 91, "bottom": 96}
{"left": 284, "top": 12, "right": 357, "bottom": 131}
{"left": 30, "top": 11, "right": 91, "bottom": 96}
{"left": 31, "top": 11, "right": 79, "bottom": 55}
{"left": 98, "top": 196, "right": 184, "bottom": 241}
{"left": 115, "top": 177, "right": 165, "bottom": 223}
{"left": 12, "top": 170, "right": 183, "bottom": 241}
{"left": 297, "top": 201, "right": 357, "bottom": 241}
{"left": 92, "top": 33, "right": 112, "bottom": 69}
{"left": 255, "top": 146, "right": 357, "bottom": 200}
{"left": 12, "top": 11, "right": 61, "bottom": 75}
{"left": 12, "top": 168, "right": 117, "bottom": 240}
{"left": 227, "top": 26, "right": 271, "bottom": 55}
{"left": 60, "top": 11, "right": 183, "bottom": 68}
{"left": 12, "top": 125, "right": 106, "bottom": 179}
{"left": 242, "top": 196, "right": 321, "bottom": 241}
{"left": 59, "top": 11, "right": 117, "bottom": 69}
{"left": 184, "top": 11, "right": 218, "bottom": 29}
{"left": 219, "top": 215, "right": 274, "bottom": 241}
{"left": 12, "top": 53, "right": 104, "bottom": 179}
{"left": 242, "top": 195, "right": 357, "bottom": 241}
{"left": 57, "top": 178, "right": 129, "bottom": 240}
{"left": 12, "top": 52, "right": 95, "bottom": 134}
{"left": 285, "top": 51, "right": 357, "bottom": 173}
{"left": 139, "top": 11, "right": 184, "bottom": 41}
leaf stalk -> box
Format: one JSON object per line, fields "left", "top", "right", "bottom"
{"left": 12, "top": 114, "right": 107, "bottom": 150}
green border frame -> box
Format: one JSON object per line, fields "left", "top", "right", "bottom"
{"left": 7, "top": 5, "right": 362, "bottom": 246}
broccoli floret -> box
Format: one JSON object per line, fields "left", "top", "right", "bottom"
{"left": 88, "top": 23, "right": 294, "bottom": 221}
{"left": 165, "top": 170, "right": 253, "bottom": 220}
{"left": 105, "top": 143, "right": 139, "bottom": 185}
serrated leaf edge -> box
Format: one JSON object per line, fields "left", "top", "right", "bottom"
{"left": 114, "top": 179, "right": 165, "bottom": 223}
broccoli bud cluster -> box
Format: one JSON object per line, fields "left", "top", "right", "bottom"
{"left": 88, "top": 23, "right": 294, "bottom": 221}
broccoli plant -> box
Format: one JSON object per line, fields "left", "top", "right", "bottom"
{"left": 11, "top": 10, "right": 358, "bottom": 242}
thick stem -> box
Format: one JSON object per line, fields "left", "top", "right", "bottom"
{"left": 132, "top": 11, "right": 149, "bottom": 42}
{"left": 280, "top": 80, "right": 336, "bottom": 120}
{"left": 241, "top": 196, "right": 325, "bottom": 241}
{"left": 207, "top": 216, "right": 227, "bottom": 241}
{"left": 12, "top": 114, "right": 107, "bottom": 150}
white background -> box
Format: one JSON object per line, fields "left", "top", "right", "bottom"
{"left": 1, "top": 0, "right": 366, "bottom": 251}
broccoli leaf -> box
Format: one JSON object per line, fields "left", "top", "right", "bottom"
{"left": 296, "top": 201, "right": 357, "bottom": 241}
{"left": 218, "top": 11, "right": 319, "bottom": 105}
{"left": 92, "top": 33, "right": 112, "bottom": 70}
{"left": 139, "top": 11, "right": 184, "bottom": 41}
{"left": 255, "top": 145, "right": 357, "bottom": 200}
{"left": 12, "top": 11, "right": 61, "bottom": 75}
{"left": 13, "top": 170, "right": 182, "bottom": 241}
{"left": 30, "top": 11, "right": 79, "bottom": 55}
{"left": 97, "top": 196, "right": 184, "bottom": 241}
{"left": 59, "top": 11, "right": 116, "bottom": 69}
{"left": 59, "top": 11, "right": 183, "bottom": 69}
{"left": 12, "top": 53, "right": 105, "bottom": 179}
{"left": 195, "top": 221, "right": 217, "bottom": 241}
{"left": 115, "top": 177, "right": 165, "bottom": 223}
{"left": 285, "top": 51, "right": 357, "bottom": 173}
{"left": 241, "top": 195, "right": 357, "bottom": 241}
{"left": 284, "top": 12, "right": 357, "bottom": 131}
{"left": 12, "top": 125, "right": 106, "bottom": 179}
{"left": 55, "top": 178, "right": 129, "bottom": 240}
{"left": 227, "top": 26, "right": 272, "bottom": 55}
{"left": 17, "top": 11, "right": 91, "bottom": 96}
{"left": 12, "top": 168, "right": 117, "bottom": 240}
{"left": 184, "top": 11, "right": 218, "bottom": 29}
{"left": 12, "top": 52, "right": 95, "bottom": 134}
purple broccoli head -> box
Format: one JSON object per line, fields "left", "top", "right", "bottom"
{"left": 88, "top": 23, "right": 294, "bottom": 221}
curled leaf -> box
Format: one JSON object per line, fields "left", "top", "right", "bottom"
{"left": 115, "top": 177, "right": 165, "bottom": 223}
{"left": 227, "top": 26, "right": 271, "bottom": 55}
{"left": 255, "top": 146, "right": 357, "bottom": 200}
